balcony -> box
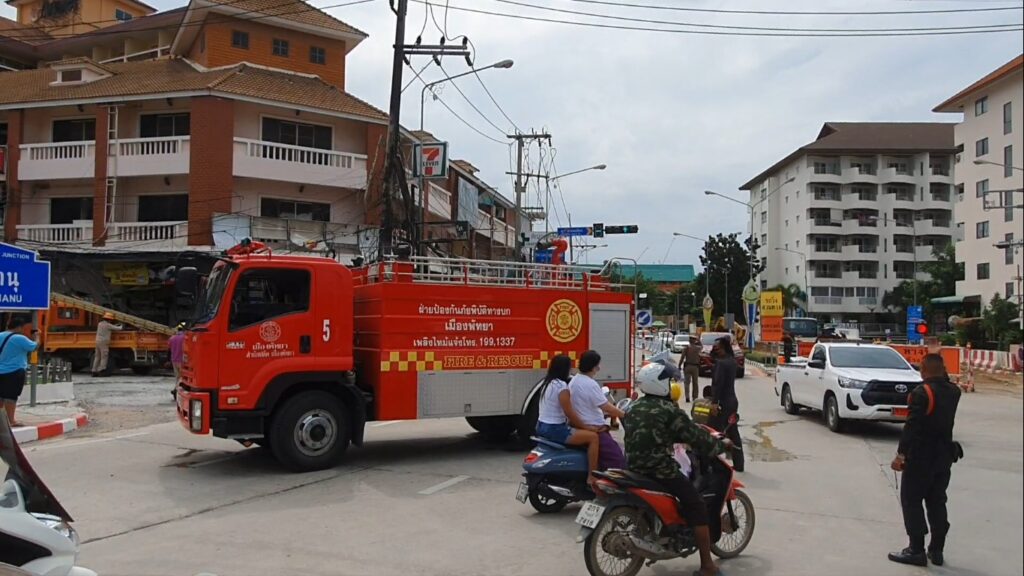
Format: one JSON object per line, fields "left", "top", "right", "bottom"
{"left": 914, "top": 219, "right": 952, "bottom": 236}
{"left": 427, "top": 183, "right": 452, "bottom": 219}
{"left": 19, "top": 141, "right": 96, "bottom": 180}
{"left": 474, "top": 210, "right": 516, "bottom": 246}
{"left": 841, "top": 218, "right": 879, "bottom": 235}
{"left": 879, "top": 167, "right": 917, "bottom": 184}
{"left": 111, "top": 137, "right": 190, "bottom": 177}
{"left": 213, "top": 214, "right": 356, "bottom": 252}
{"left": 842, "top": 165, "right": 877, "bottom": 182}
{"left": 809, "top": 218, "right": 842, "bottom": 234}
{"left": 843, "top": 269, "right": 879, "bottom": 281}
{"left": 232, "top": 138, "right": 368, "bottom": 189}
{"left": 813, "top": 296, "right": 844, "bottom": 306}
{"left": 15, "top": 220, "right": 187, "bottom": 251}
{"left": 842, "top": 244, "right": 879, "bottom": 258}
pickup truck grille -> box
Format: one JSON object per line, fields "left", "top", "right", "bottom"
{"left": 861, "top": 380, "right": 922, "bottom": 406}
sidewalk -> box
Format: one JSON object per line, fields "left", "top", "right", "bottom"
{"left": 11, "top": 402, "right": 89, "bottom": 445}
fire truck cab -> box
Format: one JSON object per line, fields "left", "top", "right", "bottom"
{"left": 175, "top": 245, "right": 635, "bottom": 472}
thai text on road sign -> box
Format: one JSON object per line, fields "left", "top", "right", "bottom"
{"left": 0, "top": 242, "right": 51, "bottom": 310}
{"left": 760, "top": 291, "right": 784, "bottom": 317}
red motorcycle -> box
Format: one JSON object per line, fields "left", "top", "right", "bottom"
{"left": 576, "top": 426, "right": 755, "bottom": 576}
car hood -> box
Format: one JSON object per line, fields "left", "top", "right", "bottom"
{"left": 831, "top": 367, "right": 921, "bottom": 382}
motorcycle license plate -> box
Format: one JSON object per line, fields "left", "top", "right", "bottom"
{"left": 575, "top": 502, "right": 605, "bottom": 529}
{"left": 515, "top": 482, "right": 529, "bottom": 503}
{"left": 893, "top": 407, "right": 909, "bottom": 418}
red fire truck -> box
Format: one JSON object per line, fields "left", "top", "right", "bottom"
{"left": 174, "top": 243, "right": 635, "bottom": 472}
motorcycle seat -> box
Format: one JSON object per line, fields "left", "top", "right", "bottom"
{"left": 594, "top": 469, "right": 672, "bottom": 494}
{"left": 531, "top": 436, "right": 568, "bottom": 450}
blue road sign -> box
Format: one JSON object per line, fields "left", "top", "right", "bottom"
{"left": 907, "top": 305, "right": 924, "bottom": 344}
{"left": 636, "top": 309, "right": 653, "bottom": 328}
{"left": 0, "top": 243, "right": 51, "bottom": 310}
{"left": 534, "top": 250, "right": 553, "bottom": 264}
{"left": 556, "top": 227, "right": 591, "bottom": 237}
{"left": 746, "top": 303, "right": 756, "bottom": 348}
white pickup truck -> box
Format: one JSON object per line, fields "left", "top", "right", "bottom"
{"left": 775, "top": 342, "right": 923, "bottom": 433}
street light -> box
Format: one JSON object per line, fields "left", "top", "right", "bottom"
{"left": 775, "top": 247, "right": 809, "bottom": 314}
{"left": 973, "top": 159, "right": 1024, "bottom": 172}
{"left": 418, "top": 59, "right": 513, "bottom": 251}
{"left": 550, "top": 164, "right": 607, "bottom": 181}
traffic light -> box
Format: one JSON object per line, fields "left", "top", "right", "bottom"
{"left": 604, "top": 225, "right": 639, "bottom": 234}
{"left": 916, "top": 321, "right": 929, "bottom": 336}
{"left": 593, "top": 223, "right": 605, "bottom": 238}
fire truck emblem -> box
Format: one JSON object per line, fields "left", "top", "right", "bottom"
{"left": 259, "top": 321, "right": 282, "bottom": 343}
{"left": 546, "top": 299, "right": 583, "bottom": 343}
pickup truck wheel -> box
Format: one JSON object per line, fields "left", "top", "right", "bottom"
{"left": 466, "top": 415, "right": 518, "bottom": 441}
{"left": 824, "top": 394, "right": 845, "bottom": 433}
{"left": 781, "top": 385, "right": 800, "bottom": 415}
{"left": 270, "top": 391, "right": 350, "bottom": 472}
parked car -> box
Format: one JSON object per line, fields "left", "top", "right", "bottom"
{"left": 698, "top": 332, "right": 745, "bottom": 378}
{"left": 671, "top": 333, "right": 690, "bottom": 353}
{"left": 774, "top": 343, "right": 923, "bottom": 433}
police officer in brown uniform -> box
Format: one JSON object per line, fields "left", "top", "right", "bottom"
{"left": 889, "top": 353, "right": 961, "bottom": 567}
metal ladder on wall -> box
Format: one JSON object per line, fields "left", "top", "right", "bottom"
{"left": 104, "top": 106, "right": 119, "bottom": 241}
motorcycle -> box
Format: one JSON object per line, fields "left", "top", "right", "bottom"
{"left": 0, "top": 412, "right": 97, "bottom": 576}
{"left": 576, "top": 425, "right": 754, "bottom": 576}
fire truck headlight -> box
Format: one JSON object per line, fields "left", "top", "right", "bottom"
{"left": 190, "top": 399, "right": 203, "bottom": 431}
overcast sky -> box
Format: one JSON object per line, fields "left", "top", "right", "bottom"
{"left": 8, "top": 0, "right": 1021, "bottom": 268}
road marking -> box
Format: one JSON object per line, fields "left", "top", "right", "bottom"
{"left": 418, "top": 475, "right": 470, "bottom": 495}
{"left": 27, "top": 431, "right": 150, "bottom": 452}
{"left": 371, "top": 421, "right": 400, "bottom": 427}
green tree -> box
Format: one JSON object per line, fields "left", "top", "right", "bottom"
{"left": 692, "top": 233, "right": 765, "bottom": 320}
{"left": 882, "top": 244, "right": 962, "bottom": 317}
{"left": 769, "top": 283, "right": 806, "bottom": 316}
{"left": 982, "top": 293, "right": 1023, "bottom": 348}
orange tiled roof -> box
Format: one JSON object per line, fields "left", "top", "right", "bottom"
{"left": 201, "top": 0, "right": 367, "bottom": 38}
{"left": 0, "top": 58, "right": 387, "bottom": 121}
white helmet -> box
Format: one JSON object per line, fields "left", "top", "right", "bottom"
{"left": 635, "top": 360, "right": 681, "bottom": 398}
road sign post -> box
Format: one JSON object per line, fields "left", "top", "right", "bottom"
{"left": 907, "top": 305, "right": 924, "bottom": 344}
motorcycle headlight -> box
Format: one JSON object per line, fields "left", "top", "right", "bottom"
{"left": 33, "top": 513, "right": 78, "bottom": 546}
{"left": 837, "top": 376, "right": 869, "bottom": 389}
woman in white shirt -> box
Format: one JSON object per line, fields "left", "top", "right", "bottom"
{"left": 535, "top": 354, "right": 601, "bottom": 486}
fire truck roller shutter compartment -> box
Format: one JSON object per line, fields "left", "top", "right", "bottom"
{"left": 417, "top": 369, "right": 545, "bottom": 419}
{"left": 588, "top": 304, "right": 631, "bottom": 383}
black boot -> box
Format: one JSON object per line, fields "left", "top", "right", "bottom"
{"left": 927, "top": 549, "right": 944, "bottom": 566}
{"left": 888, "top": 547, "right": 927, "bottom": 567}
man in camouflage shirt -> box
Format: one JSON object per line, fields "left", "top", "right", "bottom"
{"left": 624, "top": 389, "right": 727, "bottom": 576}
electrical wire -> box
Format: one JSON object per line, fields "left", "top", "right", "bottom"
{"left": 409, "top": 0, "right": 1024, "bottom": 37}
{"left": 405, "top": 62, "right": 507, "bottom": 145}
{"left": 484, "top": 0, "right": 1024, "bottom": 33}
{"left": 473, "top": 69, "right": 520, "bottom": 134}
{"left": 558, "top": 0, "right": 1024, "bottom": 17}
{"left": 437, "top": 63, "right": 509, "bottom": 134}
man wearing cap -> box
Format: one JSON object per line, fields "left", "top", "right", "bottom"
{"left": 92, "top": 313, "right": 123, "bottom": 377}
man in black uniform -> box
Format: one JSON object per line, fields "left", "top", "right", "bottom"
{"left": 889, "top": 353, "right": 961, "bottom": 567}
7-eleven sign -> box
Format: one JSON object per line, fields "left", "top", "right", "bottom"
{"left": 413, "top": 142, "right": 449, "bottom": 178}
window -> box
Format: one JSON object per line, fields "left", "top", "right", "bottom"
{"left": 956, "top": 222, "right": 964, "bottom": 242}
{"left": 976, "top": 179, "right": 989, "bottom": 198}
{"left": 796, "top": 215, "right": 800, "bottom": 223}
{"left": 232, "top": 30, "right": 249, "bottom": 49}
{"left": 1006, "top": 234, "right": 1015, "bottom": 265}
{"left": 261, "top": 197, "right": 330, "bottom": 222}
{"left": 760, "top": 257, "right": 767, "bottom": 269}
{"left": 1007, "top": 282, "right": 1015, "bottom": 299}
{"left": 976, "top": 221, "right": 990, "bottom": 239}
{"left": 976, "top": 138, "right": 989, "bottom": 157}
{"left": 228, "top": 268, "right": 310, "bottom": 331}
{"left": 784, "top": 243, "right": 789, "bottom": 250}
{"left": 785, "top": 267, "right": 789, "bottom": 275}
{"left": 138, "top": 194, "right": 188, "bottom": 222}
{"left": 1005, "top": 101, "right": 1013, "bottom": 134}
{"left": 51, "top": 118, "right": 95, "bottom": 142}
{"left": 796, "top": 265, "right": 800, "bottom": 273}
{"left": 114, "top": 8, "right": 132, "bottom": 21}
{"left": 261, "top": 117, "right": 332, "bottom": 150}
{"left": 49, "top": 197, "right": 92, "bottom": 224}
{"left": 975, "top": 96, "right": 988, "bottom": 116}
{"left": 760, "top": 211, "right": 767, "bottom": 224}
{"left": 760, "top": 233, "right": 767, "bottom": 246}
{"left": 1005, "top": 145, "right": 1014, "bottom": 178}
{"left": 139, "top": 113, "right": 190, "bottom": 138}
{"left": 1007, "top": 190, "right": 1015, "bottom": 223}
{"left": 760, "top": 279, "right": 767, "bottom": 291}
{"left": 888, "top": 161, "right": 909, "bottom": 175}
{"left": 785, "top": 195, "right": 789, "bottom": 204}
{"left": 796, "top": 240, "right": 800, "bottom": 248}
{"left": 760, "top": 188, "right": 766, "bottom": 201}
{"left": 785, "top": 219, "right": 789, "bottom": 227}
{"left": 977, "top": 263, "right": 990, "bottom": 280}
{"left": 58, "top": 69, "right": 82, "bottom": 83}
{"left": 811, "top": 347, "right": 827, "bottom": 365}
{"left": 272, "top": 38, "right": 289, "bottom": 57}
{"left": 310, "top": 46, "right": 326, "bottom": 65}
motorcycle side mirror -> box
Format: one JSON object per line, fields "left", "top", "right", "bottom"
{"left": 616, "top": 397, "right": 633, "bottom": 412}
{"left": 175, "top": 267, "right": 199, "bottom": 296}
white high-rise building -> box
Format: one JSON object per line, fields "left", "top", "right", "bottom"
{"left": 740, "top": 122, "right": 956, "bottom": 324}
{"left": 934, "top": 54, "right": 1023, "bottom": 310}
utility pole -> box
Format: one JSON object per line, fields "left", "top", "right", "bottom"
{"left": 507, "top": 131, "right": 551, "bottom": 258}
{"left": 378, "top": 0, "right": 470, "bottom": 260}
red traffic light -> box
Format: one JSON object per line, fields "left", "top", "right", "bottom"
{"left": 916, "top": 322, "right": 929, "bottom": 335}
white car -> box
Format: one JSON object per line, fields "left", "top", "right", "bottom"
{"left": 775, "top": 343, "right": 922, "bottom": 433}
{"left": 670, "top": 333, "right": 690, "bottom": 353}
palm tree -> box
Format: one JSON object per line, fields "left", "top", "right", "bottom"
{"left": 769, "top": 283, "right": 807, "bottom": 316}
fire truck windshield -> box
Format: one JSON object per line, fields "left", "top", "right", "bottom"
{"left": 194, "top": 264, "right": 234, "bottom": 324}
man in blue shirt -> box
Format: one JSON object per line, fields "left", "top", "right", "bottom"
{"left": 0, "top": 317, "right": 40, "bottom": 427}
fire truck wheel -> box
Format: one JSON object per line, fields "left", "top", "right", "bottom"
{"left": 270, "top": 391, "right": 350, "bottom": 472}
{"left": 465, "top": 415, "right": 519, "bottom": 442}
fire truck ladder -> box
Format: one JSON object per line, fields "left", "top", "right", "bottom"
{"left": 50, "top": 292, "right": 175, "bottom": 336}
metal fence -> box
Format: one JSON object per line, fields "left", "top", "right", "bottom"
{"left": 28, "top": 359, "right": 74, "bottom": 384}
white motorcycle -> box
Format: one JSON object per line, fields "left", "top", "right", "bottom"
{"left": 0, "top": 412, "right": 97, "bottom": 576}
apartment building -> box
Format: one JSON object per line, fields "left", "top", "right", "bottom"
{"left": 0, "top": 0, "right": 520, "bottom": 321}
{"left": 934, "top": 54, "right": 1023, "bottom": 309}
{"left": 741, "top": 122, "right": 957, "bottom": 323}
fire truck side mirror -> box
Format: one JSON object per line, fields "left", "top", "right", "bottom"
{"left": 175, "top": 267, "right": 199, "bottom": 296}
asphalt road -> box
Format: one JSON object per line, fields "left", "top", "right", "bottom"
{"left": 19, "top": 369, "right": 1024, "bottom": 576}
